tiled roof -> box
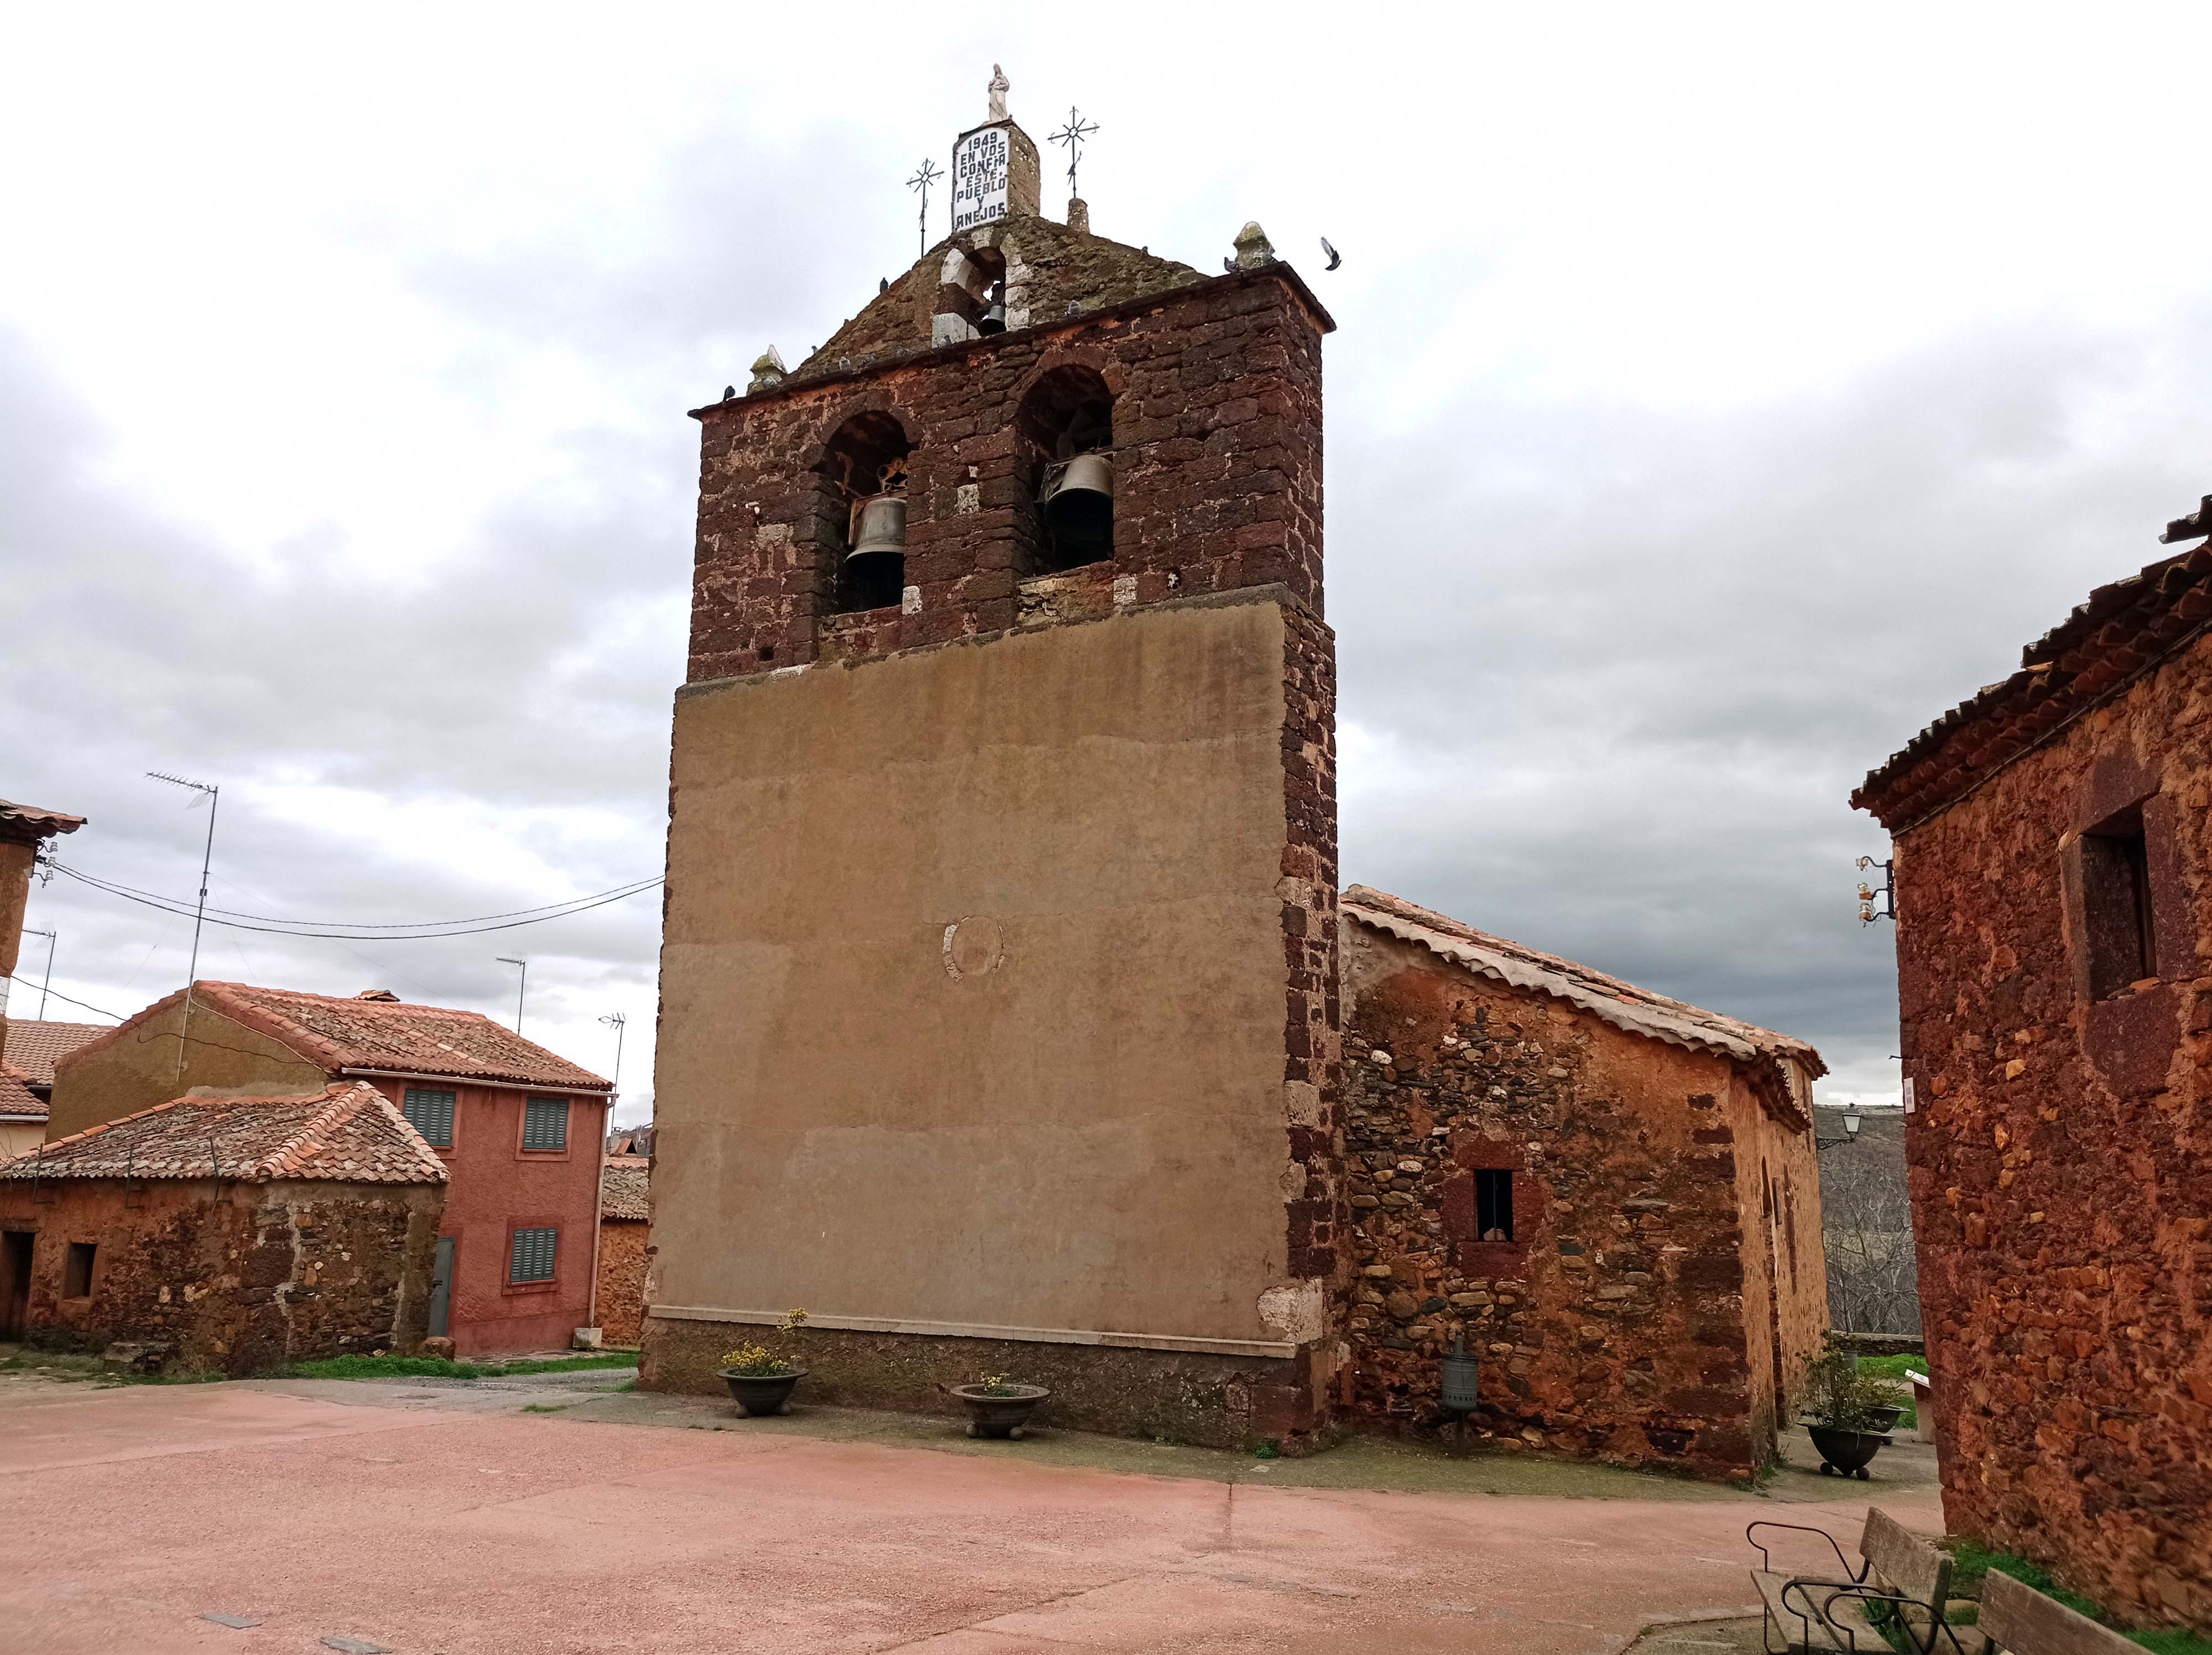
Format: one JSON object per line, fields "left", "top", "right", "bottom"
{"left": 1343, "top": 886, "right": 1823, "bottom": 1127}
{"left": 0, "top": 1064, "right": 43, "bottom": 1122}
{"left": 0, "top": 1082, "right": 447, "bottom": 1184}
{"left": 0, "top": 799, "right": 85, "bottom": 847}
{"left": 601, "top": 1160, "right": 649, "bottom": 1220}
{"left": 2, "top": 1020, "right": 108, "bottom": 1088}
{"left": 1853, "top": 522, "right": 2212, "bottom": 830}
{"left": 60, "top": 982, "right": 611, "bottom": 1093}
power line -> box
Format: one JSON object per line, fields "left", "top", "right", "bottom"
{"left": 2, "top": 972, "right": 125, "bottom": 1023}
{"left": 49, "top": 864, "right": 663, "bottom": 941}
{"left": 51, "top": 866, "right": 665, "bottom": 930}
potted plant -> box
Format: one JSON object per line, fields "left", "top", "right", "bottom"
{"left": 1800, "top": 1349, "right": 1897, "bottom": 1479}
{"left": 718, "top": 1308, "right": 808, "bottom": 1417}
{"left": 949, "top": 1373, "right": 1051, "bottom": 1439}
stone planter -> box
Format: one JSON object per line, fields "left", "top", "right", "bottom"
{"left": 950, "top": 1383, "right": 1051, "bottom": 1440}
{"left": 1806, "top": 1423, "right": 1888, "bottom": 1479}
{"left": 721, "top": 1367, "right": 807, "bottom": 1417}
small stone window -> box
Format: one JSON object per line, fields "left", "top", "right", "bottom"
{"left": 521, "top": 1097, "right": 568, "bottom": 1152}
{"left": 818, "top": 411, "right": 914, "bottom": 616}
{"left": 2081, "top": 805, "right": 2157, "bottom": 1000}
{"left": 1474, "top": 1169, "right": 1515, "bottom": 1243}
{"left": 509, "top": 1226, "right": 558, "bottom": 1285}
{"left": 63, "top": 1241, "right": 96, "bottom": 1299}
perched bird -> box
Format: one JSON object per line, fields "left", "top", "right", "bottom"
{"left": 879, "top": 277, "right": 889, "bottom": 293}
{"left": 1223, "top": 256, "right": 1236, "bottom": 273}
{"left": 1321, "top": 237, "right": 1342, "bottom": 271}
{"left": 722, "top": 386, "right": 736, "bottom": 401}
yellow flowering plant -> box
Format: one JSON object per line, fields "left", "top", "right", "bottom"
{"left": 721, "top": 1308, "right": 808, "bottom": 1376}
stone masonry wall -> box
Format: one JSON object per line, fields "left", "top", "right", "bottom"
{"left": 1340, "top": 928, "right": 1772, "bottom": 1481}
{"left": 596, "top": 1217, "right": 646, "bottom": 1347}
{"left": 686, "top": 258, "right": 1326, "bottom": 685}
{"left": 0, "top": 1177, "right": 440, "bottom": 1374}
{"left": 1890, "top": 633, "right": 2212, "bottom": 1631}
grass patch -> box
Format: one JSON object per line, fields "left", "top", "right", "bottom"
{"left": 281, "top": 1352, "right": 638, "bottom": 1381}
{"left": 1943, "top": 1540, "right": 2212, "bottom": 1654}
{"left": 1852, "top": 1353, "right": 1925, "bottom": 1382}
{"left": 521, "top": 1402, "right": 571, "bottom": 1414}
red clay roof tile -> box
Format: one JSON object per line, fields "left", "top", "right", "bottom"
{"left": 2, "top": 1020, "right": 108, "bottom": 1088}
{"left": 0, "top": 1081, "right": 447, "bottom": 1184}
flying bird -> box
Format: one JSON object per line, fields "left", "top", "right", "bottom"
{"left": 1321, "top": 237, "right": 1342, "bottom": 271}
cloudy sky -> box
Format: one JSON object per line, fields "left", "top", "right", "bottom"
{"left": 6, "top": 6, "right": 2210, "bottom": 1120}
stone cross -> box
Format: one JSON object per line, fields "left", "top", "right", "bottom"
{"left": 988, "top": 64, "right": 1009, "bottom": 123}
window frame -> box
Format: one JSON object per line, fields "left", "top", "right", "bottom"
{"left": 503, "top": 1221, "right": 561, "bottom": 1293}
{"left": 519, "top": 1096, "right": 571, "bottom": 1155}
{"left": 401, "top": 1086, "right": 457, "bottom": 1150}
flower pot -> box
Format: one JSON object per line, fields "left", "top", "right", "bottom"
{"left": 950, "top": 1383, "right": 1051, "bottom": 1440}
{"left": 1861, "top": 1403, "right": 1904, "bottom": 1434}
{"left": 720, "top": 1367, "right": 806, "bottom": 1417}
{"left": 1806, "top": 1423, "right": 1888, "bottom": 1479}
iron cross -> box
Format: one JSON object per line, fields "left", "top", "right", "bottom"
{"left": 907, "top": 156, "right": 942, "bottom": 256}
{"left": 1050, "top": 106, "right": 1098, "bottom": 199}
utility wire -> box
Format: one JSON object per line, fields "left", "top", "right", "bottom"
{"left": 49, "top": 864, "right": 662, "bottom": 941}
{"left": 2, "top": 972, "right": 126, "bottom": 1023}
{"left": 53, "top": 868, "right": 668, "bottom": 930}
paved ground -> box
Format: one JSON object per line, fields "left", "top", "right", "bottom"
{"left": 0, "top": 1361, "right": 1944, "bottom": 1655}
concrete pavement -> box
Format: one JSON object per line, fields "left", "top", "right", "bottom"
{"left": 0, "top": 1367, "right": 1944, "bottom": 1654}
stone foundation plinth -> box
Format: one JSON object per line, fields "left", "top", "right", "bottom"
{"left": 641, "top": 1315, "right": 1325, "bottom": 1450}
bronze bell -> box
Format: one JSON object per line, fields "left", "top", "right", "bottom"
{"left": 847, "top": 495, "right": 906, "bottom": 564}
{"left": 1043, "top": 451, "right": 1113, "bottom": 547}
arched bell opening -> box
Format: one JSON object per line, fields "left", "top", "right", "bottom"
{"left": 817, "top": 411, "right": 914, "bottom": 615}
{"left": 1015, "top": 365, "right": 1114, "bottom": 577}
{"left": 937, "top": 243, "right": 1008, "bottom": 338}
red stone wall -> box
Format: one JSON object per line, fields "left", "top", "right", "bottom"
{"left": 430, "top": 1085, "right": 609, "bottom": 1356}
{"left": 686, "top": 264, "right": 1326, "bottom": 685}
{"left": 1889, "top": 632, "right": 2212, "bottom": 1630}
{"left": 595, "top": 1217, "right": 646, "bottom": 1347}
{"left": 1340, "top": 927, "right": 1790, "bottom": 1481}
{"left": 0, "top": 1176, "right": 440, "bottom": 1373}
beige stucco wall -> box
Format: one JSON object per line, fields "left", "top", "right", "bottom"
{"left": 0, "top": 1121, "right": 41, "bottom": 1162}
{"left": 46, "top": 1002, "right": 323, "bottom": 1142}
{"left": 653, "top": 593, "right": 1300, "bottom": 1348}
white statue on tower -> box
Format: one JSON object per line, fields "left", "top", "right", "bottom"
{"left": 988, "top": 64, "right": 1009, "bottom": 123}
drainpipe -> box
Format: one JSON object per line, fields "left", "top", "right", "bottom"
{"left": 584, "top": 1093, "right": 609, "bottom": 1340}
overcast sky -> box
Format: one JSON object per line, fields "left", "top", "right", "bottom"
{"left": 6, "top": 6, "right": 2210, "bottom": 1121}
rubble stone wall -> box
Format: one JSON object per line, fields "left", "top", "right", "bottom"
{"left": 0, "top": 1176, "right": 440, "bottom": 1373}
{"left": 1339, "top": 927, "right": 1793, "bottom": 1481}
{"left": 1891, "top": 634, "right": 2212, "bottom": 1630}
{"left": 595, "top": 1216, "right": 647, "bottom": 1347}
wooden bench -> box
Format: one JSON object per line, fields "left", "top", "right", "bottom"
{"left": 1977, "top": 1569, "right": 2143, "bottom": 1654}
{"left": 1748, "top": 1508, "right": 1971, "bottom": 1653}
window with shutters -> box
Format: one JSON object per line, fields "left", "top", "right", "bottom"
{"left": 402, "top": 1087, "right": 456, "bottom": 1148}
{"left": 509, "top": 1226, "right": 557, "bottom": 1284}
{"left": 521, "top": 1096, "right": 568, "bottom": 1152}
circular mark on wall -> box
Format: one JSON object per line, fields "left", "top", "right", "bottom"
{"left": 941, "top": 916, "right": 1005, "bottom": 980}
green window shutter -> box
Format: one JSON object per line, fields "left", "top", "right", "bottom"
{"left": 403, "top": 1087, "right": 456, "bottom": 1148}
{"left": 522, "top": 1097, "right": 568, "bottom": 1151}
{"left": 509, "top": 1226, "right": 557, "bottom": 1283}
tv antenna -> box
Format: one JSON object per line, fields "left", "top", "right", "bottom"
{"left": 148, "top": 771, "right": 218, "bottom": 1084}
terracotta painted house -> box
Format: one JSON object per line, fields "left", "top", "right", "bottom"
{"left": 1339, "top": 888, "right": 1829, "bottom": 1481}
{"left": 596, "top": 1156, "right": 649, "bottom": 1348}
{"left": 1852, "top": 491, "right": 2212, "bottom": 1631}
{"left": 50, "top": 982, "right": 613, "bottom": 1356}
{"left": 0, "top": 1081, "right": 444, "bottom": 1366}
{"left": 0, "top": 1021, "right": 107, "bottom": 1161}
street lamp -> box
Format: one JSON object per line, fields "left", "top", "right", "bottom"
{"left": 1815, "top": 1107, "right": 1864, "bottom": 1151}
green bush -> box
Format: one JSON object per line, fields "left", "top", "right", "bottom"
{"left": 1943, "top": 1540, "right": 2212, "bottom": 1654}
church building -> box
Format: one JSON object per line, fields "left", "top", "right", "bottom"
{"left": 641, "top": 72, "right": 1827, "bottom": 1472}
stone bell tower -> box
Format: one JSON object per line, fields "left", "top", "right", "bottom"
{"left": 644, "top": 69, "right": 1341, "bottom": 1448}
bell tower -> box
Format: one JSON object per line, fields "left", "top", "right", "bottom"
{"left": 646, "top": 70, "right": 1342, "bottom": 1449}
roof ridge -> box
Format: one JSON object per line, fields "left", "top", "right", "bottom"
{"left": 263, "top": 1082, "right": 371, "bottom": 1179}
